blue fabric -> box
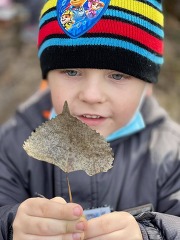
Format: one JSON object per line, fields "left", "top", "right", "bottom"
{"left": 106, "top": 111, "right": 145, "bottom": 142}
{"left": 50, "top": 108, "right": 57, "bottom": 119}
{"left": 50, "top": 108, "right": 145, "bottom": 142}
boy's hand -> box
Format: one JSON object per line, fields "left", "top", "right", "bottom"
{"left": 84, "top": 211, "right": 142, "bottom": 240}
{"left": 13, "top": 197, "right": 87, "bottom": 240}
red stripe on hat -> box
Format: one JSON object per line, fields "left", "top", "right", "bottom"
{"left": 89, "top": 19, "right": 163, "bottom": 55}
{"left": 38, "top": 19, "right": 163, "bottom": 54}
{"left": 38, "top": 20, "right": 64, "bottom": 47}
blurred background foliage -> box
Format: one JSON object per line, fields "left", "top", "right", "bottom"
{"left": 155, "top": 0, "right": 180, "bottom": 122}
{"left": 0, "top": 0, "right": 179, "bottom": 124}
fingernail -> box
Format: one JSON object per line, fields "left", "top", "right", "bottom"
{"left": 73, "top": 206, "right": 82, "bottom": 217}
{"left": 76, "top": 221, "right": 85, "bottom": 231}
{"left": 73, "top": 233, "right": 82, "bottom": 240}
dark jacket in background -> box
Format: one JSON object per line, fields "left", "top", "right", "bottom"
{"left": 0, "top": 89, "right": 180, "bottom": 239}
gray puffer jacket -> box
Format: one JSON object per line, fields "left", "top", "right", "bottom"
{"left": 0, "top": 89, "right": 180, "bottom": 240}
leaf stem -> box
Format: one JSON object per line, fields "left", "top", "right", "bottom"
{"left": 66, "top": 173, "right": 73, "bottom": 203}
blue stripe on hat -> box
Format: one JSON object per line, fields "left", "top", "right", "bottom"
{"left": 145, "top": 0, "right": 162, "bottom": 11}
{"left": 38, "top": 37, "right": 163, "bottom": 64}
{"left": 39, "top": 10, "right": 57, "bottom": 28}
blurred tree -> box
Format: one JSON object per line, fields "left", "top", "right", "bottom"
{"left": 164, "top": 0, "right": 180, "bottom": 21}
{"left": 14, "top": 0, "right": 43, "bottom": 25}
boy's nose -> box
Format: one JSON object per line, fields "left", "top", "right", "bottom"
{"left": 78, "top": 79, "right": 106, "bottom": 104}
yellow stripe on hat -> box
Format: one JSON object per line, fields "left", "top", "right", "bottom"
{"left": 110, "top": 0, "right": 163, "bottom": 27}
{"left": 40, "top": 0, "right": 57, "bottom": 17}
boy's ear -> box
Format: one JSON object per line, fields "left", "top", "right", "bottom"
{"left": 146, "top": 83, "right": 153, "bottom": 97}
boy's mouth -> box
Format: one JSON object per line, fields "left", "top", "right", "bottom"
{"left": 82, "top": 114, "right": 101, "bottom": 119}
{"left": 77, "top": 114, "right": 105, "bottom": 127}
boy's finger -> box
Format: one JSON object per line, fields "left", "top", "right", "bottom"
{"left": 14, "top": 232, "right": 84, "bottom": 240}
{"left": 22, "top": 215, "right": 87, "bottom": 236}
{"left": 51, "top": 197, "right": 67, "bottom": 204}
{"left": 84, "top": 212, "right": 133, "bottom": 239}
{"left": 19, "top": 198, "right": 84, "bottom": 220}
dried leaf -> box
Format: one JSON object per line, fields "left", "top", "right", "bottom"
{"left": 23, "top": 101, "right": 114, "bottom": 176}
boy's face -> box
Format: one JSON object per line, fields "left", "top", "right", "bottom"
{"left": 48, "top": 68, "right": 147, "bottom": 137}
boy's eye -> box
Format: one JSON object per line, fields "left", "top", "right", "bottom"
{"left": 65, "top": 70, "right": 78, "bottom": 76}
{"left": 110, "top": 73, "right": 124, "bottom": 80}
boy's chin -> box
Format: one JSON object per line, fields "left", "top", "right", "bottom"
{"left": 90, "top": 127, "right": 109, "bottom": 138}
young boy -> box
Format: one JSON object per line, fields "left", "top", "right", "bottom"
{"left": 0, "top": 0, "right": 180, "bottom": 239}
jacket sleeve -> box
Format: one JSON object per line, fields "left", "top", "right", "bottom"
{"left": 0, "top": 92, "right": 51, "bottom": 240}
{"left": 0, "top": 204, "right": 20, "bottom": 240}
{"left": 137, "top": 126, "right": 180, "bottom": 240}
{"left": 0, "top": 124, "right": 30, "bottom": 240}
{"left": 0, "top": 145, "right": 28, "bottom": 240}
{"left": 136, "top": 212, "right": 180, "bottom": 240}
{"left": 136, "top": 165, "right": 180, "bottom": 240}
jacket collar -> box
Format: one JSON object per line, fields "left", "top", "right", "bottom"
{"left": 17, "top": 89, "right": 52, "bottom": 131}
{"left": 141, "top": 96, "right": 168, "bottom": 126}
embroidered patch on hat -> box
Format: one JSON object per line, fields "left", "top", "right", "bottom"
{"left": 57, "top": 0, "right": 110, "bottom": 38}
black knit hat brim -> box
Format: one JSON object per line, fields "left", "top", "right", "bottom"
{"left": 41, "top": 45, "right": 160, "bottom": 83}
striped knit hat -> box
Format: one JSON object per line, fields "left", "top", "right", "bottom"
{"left": 38, "top": 0, "right": 164, "bottom": 83}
